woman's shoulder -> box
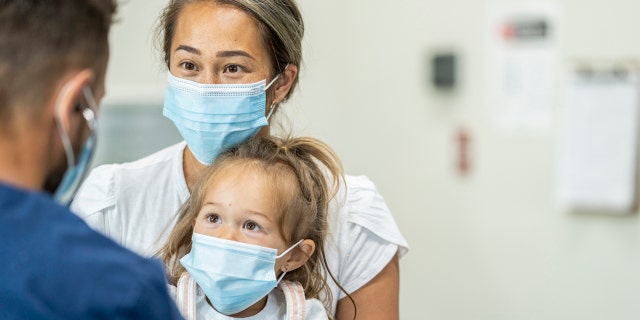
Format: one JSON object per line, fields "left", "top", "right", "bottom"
{"left": 341, "top": 174, "right": 388, "bottom": 216}
{"left": 333, "top": 174, "right": 409, "bottom": 256}
{"left": 71, "top": 141, "right": 187, "bottom": 216}
{"left": 304, "top": 297, "right": 329, "bottom": 319}
{"left": 116, "top": 141, "right": 186, "bottom": 172}
{"left": 344, "top": 174, "right": 381, "bottom": 198}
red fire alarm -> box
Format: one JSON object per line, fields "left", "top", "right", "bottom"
{"left": 456, "top": 128, "right": 470, "bottom": 175}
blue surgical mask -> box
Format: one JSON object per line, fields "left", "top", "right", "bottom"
{"left": 163, "top": 71, "right": 282, "bottom": 165}
{"left": 53, "top": 87, "right": 98, "bottom": 205}
{"left": 180, "top": 233, "right": 302, "bottom": 316}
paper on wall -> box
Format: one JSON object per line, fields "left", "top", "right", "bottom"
{"left": 558, "top": 68, "right": 639, "bottom": 213}
{"left": 486, "top": 2, "right": 559, "bottom": 135}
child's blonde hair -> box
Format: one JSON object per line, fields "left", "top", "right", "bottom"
{"left": 160, "top": 135, "right": 348, "bottom": 315}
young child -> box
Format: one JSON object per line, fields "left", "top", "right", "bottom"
{"left": 161, "top": 136, "right": 352, "bottom": 319}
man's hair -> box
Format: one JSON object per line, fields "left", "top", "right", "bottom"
{"left": 0, "top": 0, "right": 117, "bottom": 122}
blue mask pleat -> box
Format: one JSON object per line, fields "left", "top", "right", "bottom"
{"left": 180, "top": 233, "right": 292, "bottom": 315}
{"left": 163, "top": 72, "right": 271, "bottom": 165}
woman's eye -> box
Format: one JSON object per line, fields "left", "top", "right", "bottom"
{"left": 181, "top": 62, "right": 197, "bottom": 71}
{"left": 207, "top": 214, "right": 221, "bottom": 224}
{"left": 224, "top": 64, "right": 241, "bottom": 73}
{"left": 243, "top": 221, "right": 261, "bottom": 231}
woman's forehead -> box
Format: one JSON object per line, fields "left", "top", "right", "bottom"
{"left": 172, "top": 2, "right": 269, "bottom": 61}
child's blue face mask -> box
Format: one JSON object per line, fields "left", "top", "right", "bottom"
{"left": 180, "top": 233, "right": 302, "bottom": 315}
{"left": 163, "top": 70, "right": 282, "bottom": 165}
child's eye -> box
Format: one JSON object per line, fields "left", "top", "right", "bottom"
{"left": 207, "top": 214, "right": 221, "bottom": 224}
{"left": 243, "top": 221, "right": 261, "bottom": 231}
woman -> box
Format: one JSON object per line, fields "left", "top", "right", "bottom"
{"left": 72, "top": 0, "right": 408, "bottom": 318}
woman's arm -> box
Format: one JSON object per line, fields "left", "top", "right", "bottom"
{"left": 335, "top": 252, "right": 400, "bottom": 320}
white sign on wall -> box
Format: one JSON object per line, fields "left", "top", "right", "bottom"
{"left": 486, "top": 2, "right": 559, "bottom": 135}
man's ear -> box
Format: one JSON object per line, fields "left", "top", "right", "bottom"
{"left": 280, "top": 239, "right": 315, "bottom": 273}
{"left": 54, "top": 69, "right": 94, "bottom": 133}
{"left": 272, "top": 64, "right": 298, "bottom": 104}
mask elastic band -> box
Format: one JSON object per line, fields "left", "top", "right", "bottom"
{"left": 266, "top": 102, "right": 278, "bottom": 121}
{"left": 277, "top": 266, "right": 289, "bottom": 283}
{"left": 266, "top": 73, "right": 281, "bottom": 90}
{"left": 266, "top": 63, "right": 290, "bottom": 90}
{"left": 276, "top": 239, "right": 304, "bottom": 259}
{"left": 265, "top": 63, "right": 290, "bottom": 120}
{"left": 275, "top": 238, "right": 302, "bottom": 284}
{"left": 53, "top": 83, "right": 76, "bottom": 170}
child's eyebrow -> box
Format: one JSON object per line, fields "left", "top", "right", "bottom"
{"left": 246, "top": 210, "right": 274, "bottom": 223}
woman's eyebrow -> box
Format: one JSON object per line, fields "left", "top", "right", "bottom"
{"left": 216, "top": 50, "right": 255, "bottom": 60}
{"left": 175, "top": 44, "right": 200, "bottom": 55}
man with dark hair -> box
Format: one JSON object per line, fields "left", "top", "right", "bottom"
{"left": 0, "top": 1, "right": 182, "bottom": 318}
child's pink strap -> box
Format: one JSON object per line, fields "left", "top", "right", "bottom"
{"left": 279, "top": 280, "right": 307, "bottom": 320}
{"left": 176, "top": 272, "right": 197, "bottom": 320}
{"left": 177, "top": 274, "right": 307, "bottom": 319}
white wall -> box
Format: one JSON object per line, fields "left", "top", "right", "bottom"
{"left": 104, "top": 1, "right": 640, "bottom": 319}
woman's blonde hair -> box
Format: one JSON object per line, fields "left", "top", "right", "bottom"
{"left": 161, "top": 135, "right": 349, "bottom": 315}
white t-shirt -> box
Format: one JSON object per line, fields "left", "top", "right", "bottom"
{"left": 71, "top": 141, "right": 408, "bottom": 313}
{"left": 195, "top": 287, "right": 327, "bottom": 320}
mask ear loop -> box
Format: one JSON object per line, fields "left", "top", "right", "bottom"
{"left": 265, "top": 63, "right": 290, "bottom": 121}
{"left": 275, "top": 238, "right": 304, "bottom": 283}
{"left": 81, "top": 87, "right": 98, "bottom": 131}
{"left": 54, "top": 83, "right": 77, "bottom": 171}
{"left": 54, "top": 86, "right": 99, "bottom": 171}
{"left": 265, "top": 73, "right": 281, "bottom": 90}
{"left": 266, "top": 100, "right": 278, "bottom": 121}
{"left": 277, "top": 265, "right": 289, "bottom": 283}
{"left": 276, "top": 239, "right": 304, "bottom": 259}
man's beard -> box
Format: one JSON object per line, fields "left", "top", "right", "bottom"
{"left": 43, "top": 121, "right": 86, "bottom": 195}
{"left": 42, "top": 162, "right": 68, "bottom": 195}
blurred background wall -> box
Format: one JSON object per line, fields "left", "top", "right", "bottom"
{"left": 98, "top": 1, "right": 640, "bottom": 319}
